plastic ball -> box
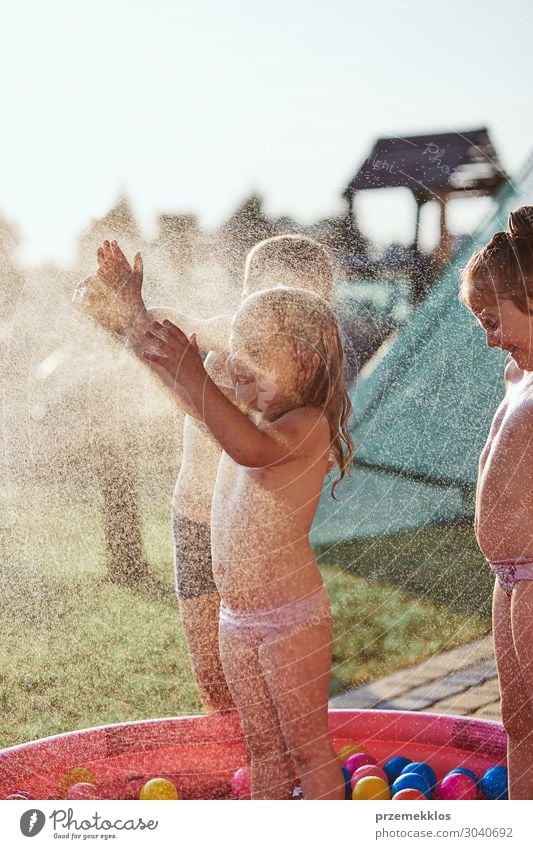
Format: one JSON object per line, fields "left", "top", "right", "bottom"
{"left": 66, "top": 782, "right": 100, "bottom": 800}
{"left": 448, "top": 767, "right": 479, "bottom": 785}
{"left": 481, "top": 766, "right": 508, "bottom": 800}
{"left": 5, "top": 790, "right": 34, "bottom": 800}
{"left": 59, "top": 767, "right": 96, "bottom": 794}
{"left": 384, "top": 756, "right": 412, "bottom": 785}
{"left": 341, "top": 767, "right": 352, "bottom": 800}
{"left": 392, "top": 772, "right": 431, "bottom": 799}
{"left": 352, "top": 776, "right": 391, "bottom": 800}
{"left": 344, "top": 752, "right": 377, "bottom": 774}
{"left": 401, "top": 761, "right": 437, "bottom": 791}
{"left": 350, "top": 764, "right": 388, "bottom": 791}
{"left": 437, "top": 772, "right": 477, "bottom": 801}
{"left": 392, "top": 788, "right": 427, "bottom": 800}
{"left": 231, "top": 767, "right": 251, "bottom": 800}
{"left": 139, "top": 778, "right": 179, "bottom": 800}
{"left": 336, "top": 743, "right": 364, "bottom": 763}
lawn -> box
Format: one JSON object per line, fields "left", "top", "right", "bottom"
{"left": 0, "top": 486, "right": 490, "bottom": 748}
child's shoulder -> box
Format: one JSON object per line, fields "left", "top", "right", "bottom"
{"left": 264, "top": 406, "right": 330, "bottom": 449}
{"left": 504, "top": 358, "right": 523, "bottom": 387}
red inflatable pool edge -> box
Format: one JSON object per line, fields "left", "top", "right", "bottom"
{"left": 0, "top": 710, "right": 507, "bottom": 800}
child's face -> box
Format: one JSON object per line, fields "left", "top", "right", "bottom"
{"left": 470, "top": 288, "right": 533, "bottom": 370}
{"left": 227, "top": 301, "right": 304, "bottom": 412}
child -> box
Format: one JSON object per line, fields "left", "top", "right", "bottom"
{"left": 76, "top": 236, "right": 334, "bottom": 716}
{"left": 142, "top": 286, "right": 353, "bottom": 799}
{"left": 459, "top": 205, "right": 533, "bottom": 800}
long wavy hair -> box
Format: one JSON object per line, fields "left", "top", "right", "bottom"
{"left": 237, "top": 287, "right": 355, "bottom": 498}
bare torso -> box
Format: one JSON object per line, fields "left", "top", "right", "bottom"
{"left": 172, "top": 351, "right": 228, "bottom": 524}
{"left": 476, "top": 360, "right": 533, "bottom": 559}
{"left": 211, "top": 413, "right": 331, "bottom": 611}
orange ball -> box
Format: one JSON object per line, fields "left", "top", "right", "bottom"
{"left": 352, "top": 776, "right": 391, "bottom": 800}
{"left": 336, "top": 743, "right": 364, "bottom": 763}
{"left": 59, "top": 767, "right": 96, "bottom": 794}
{"left": 139, "top": 778, "right": 179, "bottom": 800}
{"left": 392, "top": 788, "right": 427, "bottom": 800}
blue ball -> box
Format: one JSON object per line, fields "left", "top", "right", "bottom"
{"left": 448, "top": 767, "right": 479, "bottom": 785}
{"left": 384, "top": 756, "right": 412, "bottom": 785}
{"left": 392, "top": 772, "right": 432, "bottom": 799}
{"left": 481, "top": 765, "right": 508, "bottom": 800}
{"left": 341, "top": 766, "right": 352, "bottom": 800}
{"left": 401, "top": 761, "right": 437, "bottom": 791}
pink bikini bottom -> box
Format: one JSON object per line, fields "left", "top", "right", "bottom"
{"left": 488, "top": 557, "right": 533, "bottom": 597}
{"left": 219, "top": 585, "right": 332, "bottom": 646}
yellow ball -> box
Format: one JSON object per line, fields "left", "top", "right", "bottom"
{"left": 59, "top": 767, "right": 96, "bottom": 794}
{"left": 352, "top": 776, "right": 391, "bottom": 801}
{"left": 139, "top": 778, "right": 179, "bottom": 800}
{"left": 336, "top": 743, "right": 364, "bottom": 763}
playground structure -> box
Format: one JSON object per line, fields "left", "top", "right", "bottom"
{"left": 312, "top": 151, "right": 533, "bottom": 547}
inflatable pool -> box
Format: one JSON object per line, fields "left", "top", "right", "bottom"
{"left": 0, "top": 710, "right": 507, "bottom": 800}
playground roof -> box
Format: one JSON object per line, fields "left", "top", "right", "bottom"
{"left": 343, "top": 128, "right": 506, "bottom": 202}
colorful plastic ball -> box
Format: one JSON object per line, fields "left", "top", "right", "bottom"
{"left": 139, "top": 778, "right": 179, "bottom": 800}
{"left": 336, "top": 743, "right": 364, "bottom": 763}
{"left": 66, "top": 782, "right": 100, "bottom": 800}
{"left": 341, "top": 767, "right": 352, "bottom": 799}
{"left": 401, "top": 761, "right": 437, "bottom": 791}
{"left": 392, "top": 772, "right": 431, "bottom": 799}
{"left": 231, "top": 767, "right": 251, "bottom": 800}
{"left": 59, "top": 767, "right": 96, "bottom": 794}
{"left": 5, "top": 791, "right": 34, "bottom": 800}
{"left": 437, "top": 773, "right": 477, "bottom": 801}
{"left": 392, "top": 788, "right": 427, "bottom": 800}
{"left": 384, "top": 756, "right": 412, "bottom": 785}
{"left": 481, "top": 766, "right": 508, "bottom": 800}
{"left": 449, "top": 767, "right": 479, "bottom": 785}
{"left": 350, "top": 765, "right": 388, "bottom": 791}
{"left": 344, "top": 752, "right": 377, "bottom": 774}
{"left": 352, "top": 776, "right": 391, "bottom": 800}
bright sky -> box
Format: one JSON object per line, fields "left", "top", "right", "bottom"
{"left": 2, "top": 0, "right": 532, "bottom": 264}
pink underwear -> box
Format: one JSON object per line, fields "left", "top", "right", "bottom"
{"left": 219, "top": 585, "right": 332, "bottom": 646}
{"left": 488, "top": 556, "right": 533, "bottom": 597}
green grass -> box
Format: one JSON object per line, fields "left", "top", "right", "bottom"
{"left": 0, "top": 487, "right": 490, "bottom": 748}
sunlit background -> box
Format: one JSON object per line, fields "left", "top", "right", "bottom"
{"left": 1, "top": 0, "right": 532, "bottom": 265}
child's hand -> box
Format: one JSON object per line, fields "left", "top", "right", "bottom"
{"left": 142, "top": 320, "right": 205, "bottom": 385}
{"left": 95, "top": 240, "right": 147, "bottom": 332}
{"left": 72, "top": 272, "right": 128, "bottom": 335}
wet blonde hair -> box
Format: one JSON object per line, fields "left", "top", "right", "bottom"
{"left": 237, "top": 287, "right": 354, "bottom": 498}
{"left": 242, "top": 234, "right": 334, "bottom": 302}
{"left": 460, "top": 206, "right": 533, "bottom": 313}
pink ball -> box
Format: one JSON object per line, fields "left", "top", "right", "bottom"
{"left": 5, "top": 791, "right": 34, "bottom": 800}
{"left": 437, "top": 773, "right": 477, "bottom": 801}
{"left": 231, "top": 766, "right": 251, "bottom": 800}
{"left": 350, "top": 764, "right": 388, "bottom": 791}
{"left": 344, "top": 752, "right": 377, "bottom": 774}
{"left": 66, "top": 782, "right": 100, "bottom": 800}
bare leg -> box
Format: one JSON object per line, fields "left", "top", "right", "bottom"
{"left": 509, "top": 582, "right": 533, "bottom": 798}
{"left": 179, "top": 593, "right": 236, "bottom": 713}
{"left": 493, "top": 582, "right": 533, "bottom": 798}
{"left": 219, "top": 621, "right": 296, "bottom": 799}
{"left": 259, "top": 622, "right": 344, "bottom": 800}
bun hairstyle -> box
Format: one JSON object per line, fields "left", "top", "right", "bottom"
{"left": 460, "top": 205, "right": 533, "bottom": 313}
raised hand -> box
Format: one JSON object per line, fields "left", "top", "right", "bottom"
{"left": 142, "top": 320, "right": 204, "bottom": 386}
{"left": 95, "top": 240, "right": 147, "bottom": 332}
{"left": 73, "top": 240, "right": 147, "bottom": 336}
